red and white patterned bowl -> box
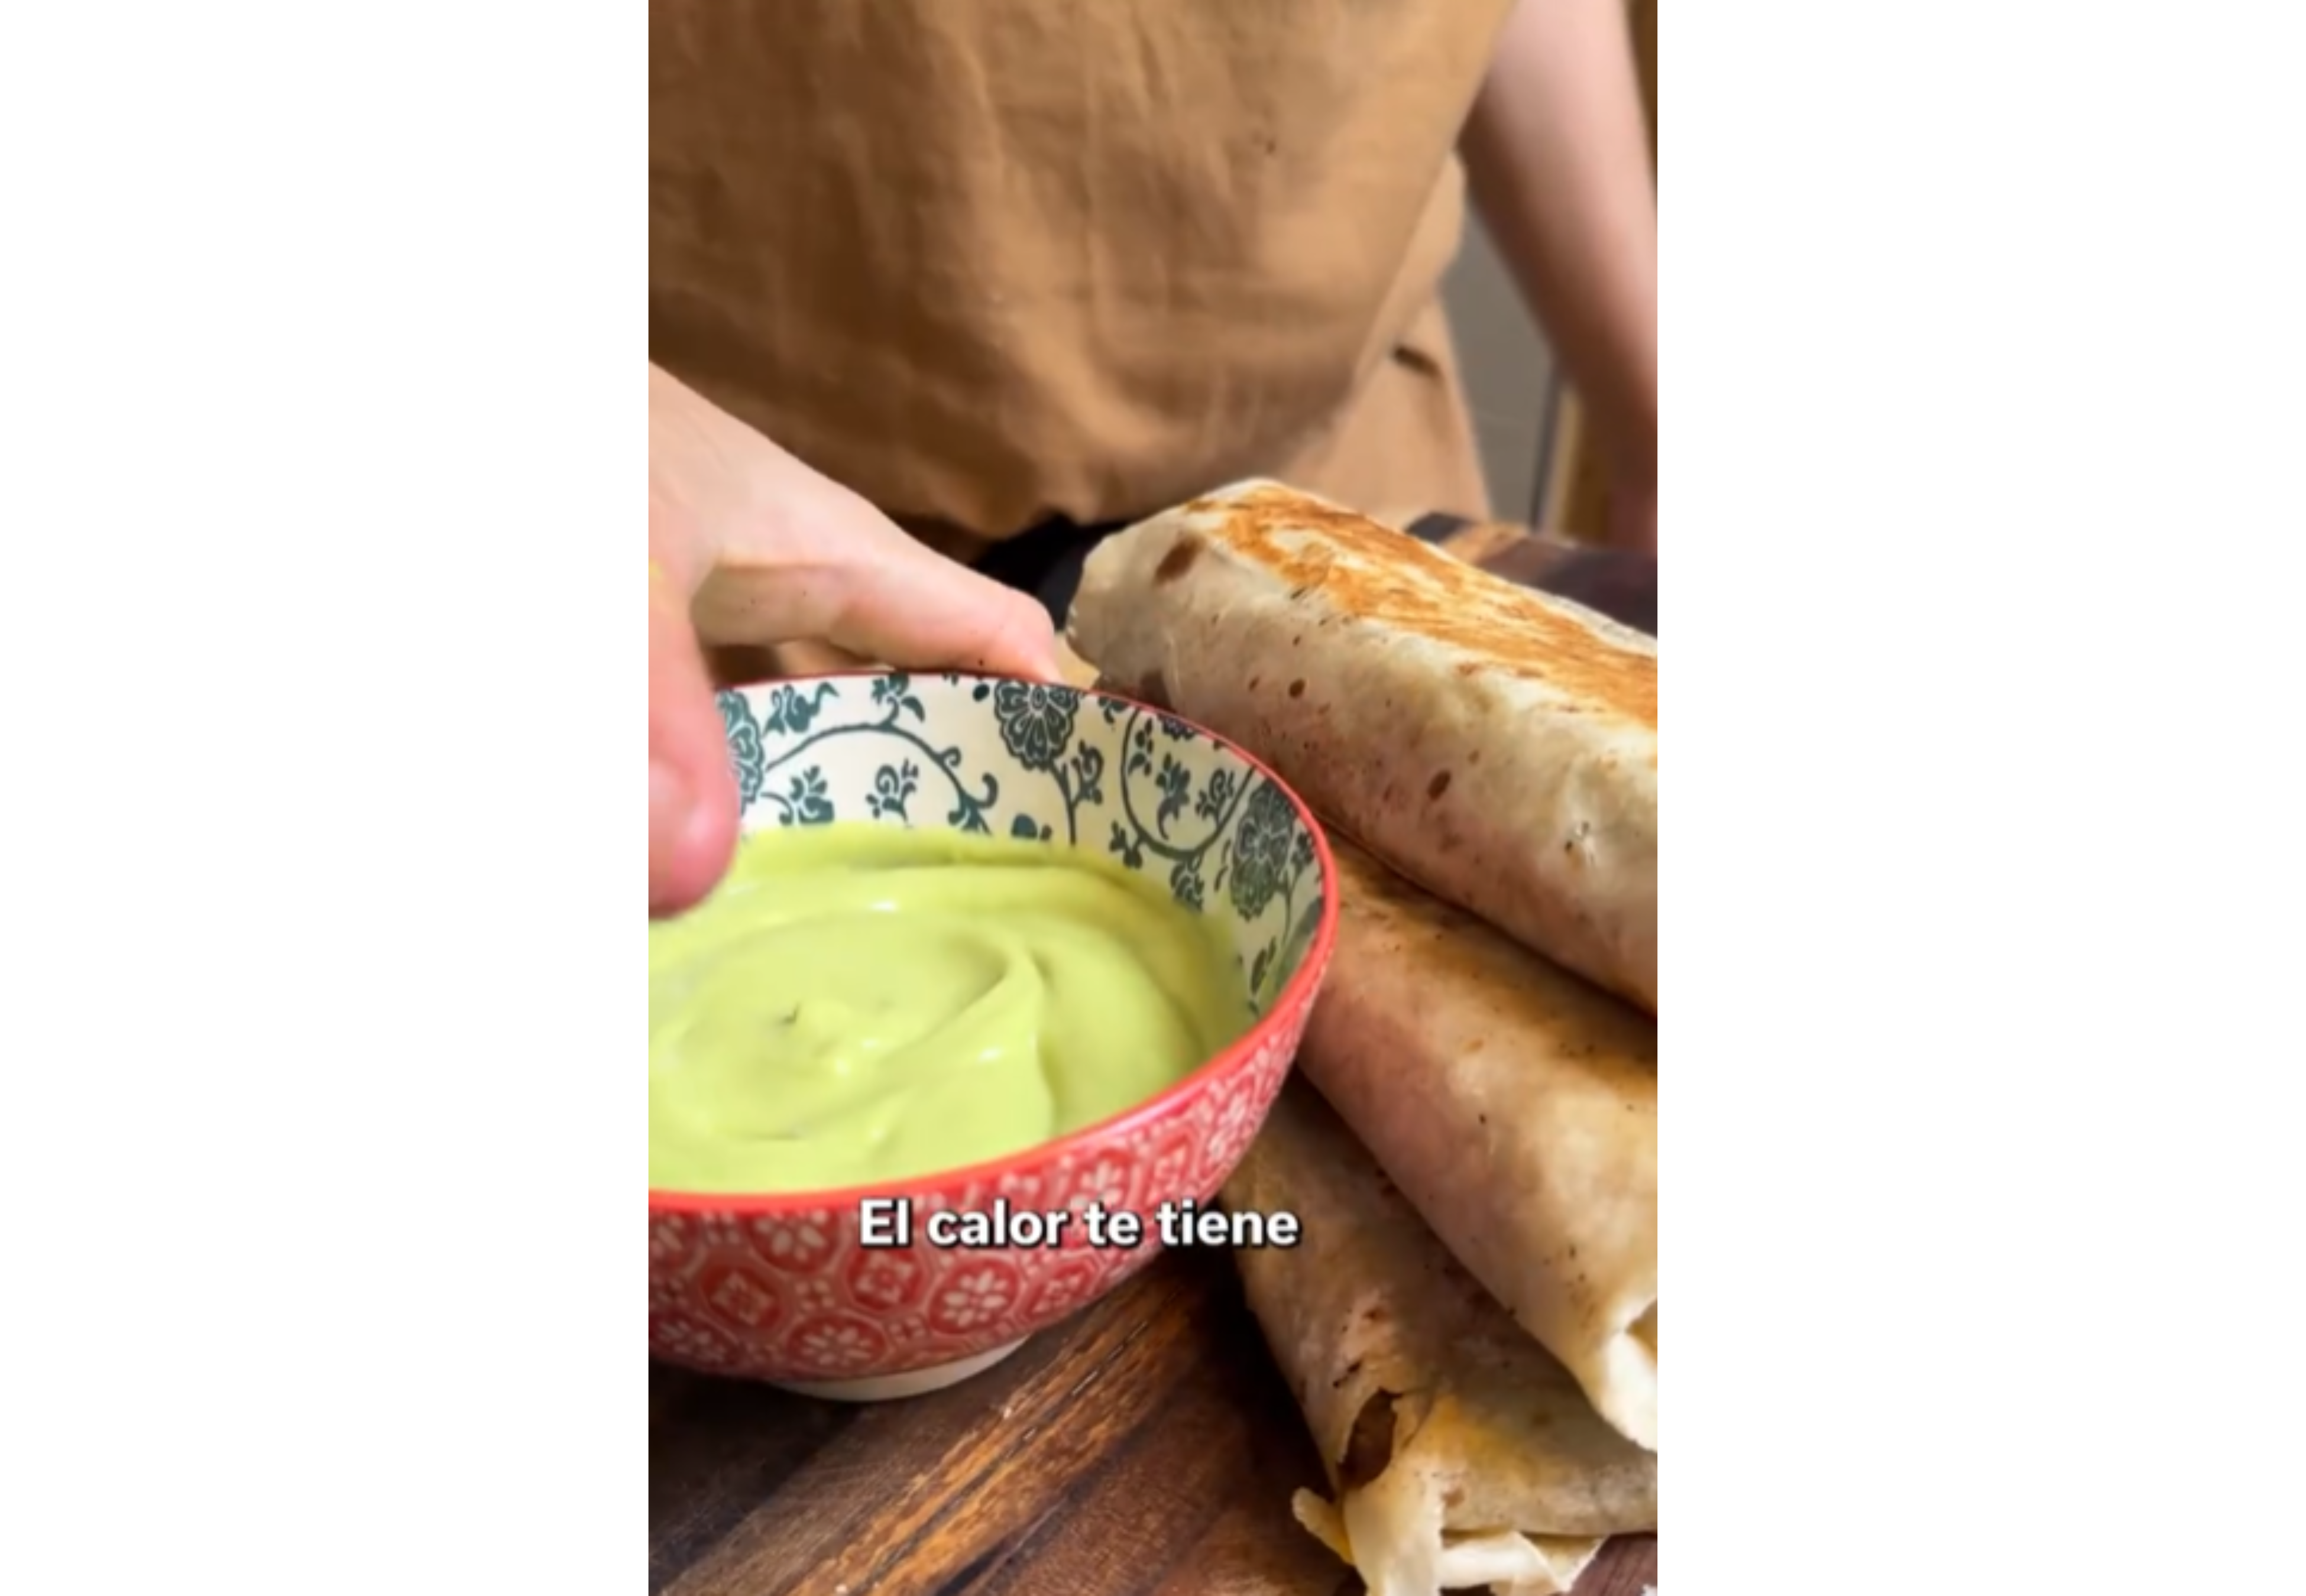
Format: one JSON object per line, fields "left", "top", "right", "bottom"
{"left": 649, "top": 672, "right": 1338, "bottom": 1398}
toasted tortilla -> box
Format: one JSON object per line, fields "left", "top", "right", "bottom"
{"left": 1228, "top": 1082, "right": 1657, "bottom": 1596}
{"left": 1301, "top": 837, "right": 1659, "bottom": 1450}
{"left": 1066, "top": 479, "right": 1658, "bottom": 1013}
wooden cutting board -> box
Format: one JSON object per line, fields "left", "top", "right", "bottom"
{"left": 650, "top": 1246, "right": 1657, "bottom": 1596}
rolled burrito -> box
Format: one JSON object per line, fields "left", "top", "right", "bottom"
{"left": 1303, "top": 836, "right": 1659, "bottom": 1449}
{"left": 1067, "top": 479, "right": 1658, "bottom": 1013}
{"left": 1228, "top": 1081, "right": 1657, "bottom": 1596}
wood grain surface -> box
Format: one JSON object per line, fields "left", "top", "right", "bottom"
{"left": 663, "top": 525, "right": 1660, "bottom": 1596}
{"left": 650, "top": 1250, "right": 1657, "bottom": 1596}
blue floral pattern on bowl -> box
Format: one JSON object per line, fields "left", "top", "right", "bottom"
{"left": 714, "top": 672, "right": 1327, "bottom": 1014}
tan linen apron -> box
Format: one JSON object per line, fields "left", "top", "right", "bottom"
{"left": 650, "top": 0, "right": 1516, "bottom": 573}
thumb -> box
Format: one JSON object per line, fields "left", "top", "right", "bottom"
{"left": 650, "top": 559, "right": 740, "bottom": 917}
{"left": 823, "top": 530, "right": 1065, "bottom": 683}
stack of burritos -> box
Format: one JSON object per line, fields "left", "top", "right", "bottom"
{"left": 1067, "top": 482, "right": 1659, "bottom": 1596}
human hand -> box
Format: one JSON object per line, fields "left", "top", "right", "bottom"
{"left": 650, "top": 366, "right": 1061, "bottom": 916}
{"left": 1604, "top": 471, "right": 1656, "bottom": 556}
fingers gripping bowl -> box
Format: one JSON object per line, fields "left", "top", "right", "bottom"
{"left": 648, "top": 673, "right": 1338, "bottom": 1398}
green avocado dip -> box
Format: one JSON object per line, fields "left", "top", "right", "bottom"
{"left": 649, "top": 822, "right": 1252, "bottom": 1194}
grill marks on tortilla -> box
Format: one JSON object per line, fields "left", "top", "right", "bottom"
{"left": 1338, "top": 1389, "right": 1401, "bottom": 1490}
{"left": 1153, "top": 533, "right": 1204, "bottom": 583}
{"left": 1184, "top": 486, "right": 1657, "bottom": 729}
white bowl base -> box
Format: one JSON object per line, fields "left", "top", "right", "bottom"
{"left": 769, "top": 1338, "right": 1028, "bottom": 1403}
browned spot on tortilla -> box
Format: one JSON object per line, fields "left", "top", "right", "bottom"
{"left": 1337, "top": 1390, "right": 1400, "bottom": 1491}
{"left": 1152, "top": 534, "right": 1204, "bottom": 583}
{"left": 1288, "top": 679, "right": 1306, "bottom": 698}
{"left": 1248, "top": 676, "right": 1259, "bottom": 690}
{"left": 1135, "top": 670, "right": 1171, "bottom": 708}
{"left": 1427, "top": 770, "right": 1452, "bottom": 801}
{"left": 1442, "top": 1485, "right": 1465, "bottom": 1510}
{"left": 1191, "top": 485, "right": 1657, "bottom": 728}
{"left": 1468, "top": 748, "right": 1482, "bottom": 764}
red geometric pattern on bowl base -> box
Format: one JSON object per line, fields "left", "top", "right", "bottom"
{"left": 647, "top": 1007, "right": 1310, "bottom": 1384}
{"left": 779, "top": 1311, "right": 889, "bottom": 1375}
{"left": 694, "top": 1260, "right": 785, "bottom": 1336}
{"left": 843, "top": 1246, "right": 929, "bottom": 1313}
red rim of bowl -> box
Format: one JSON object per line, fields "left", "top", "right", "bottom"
{"left": 649, "top": 671, "right": 1342, "bottom": 1218}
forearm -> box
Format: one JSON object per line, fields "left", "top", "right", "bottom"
{"left": 1461, "top": 0, "right": 1657, "bottom": 488}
